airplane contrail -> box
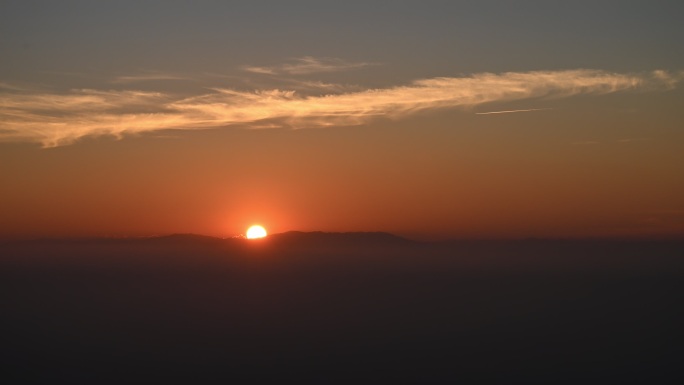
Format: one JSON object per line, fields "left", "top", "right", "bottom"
{"left": 475, "top": 108, "right": 551, "bottom": 115}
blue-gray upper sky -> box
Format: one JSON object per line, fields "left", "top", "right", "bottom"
{"left": 2, "top": 0, "right": 683, "bottom": 85}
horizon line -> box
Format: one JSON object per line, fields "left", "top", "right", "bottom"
{"left": 2, "top": 230, "right": 684, "bottom": 244}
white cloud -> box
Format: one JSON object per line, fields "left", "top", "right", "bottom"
{"left": 0, "top": 69, "right": 680, "bottom": 147}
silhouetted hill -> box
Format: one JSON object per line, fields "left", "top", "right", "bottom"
{"left": 147, "top": 233, "right": 224, "bottom": 243}
{"left": 262, "top": 231, "right": 417, "bottom": 253}
{"left": 1, "top": 231, "right": 419, "bottom": 261}
{"left": 268, "top": 230, "right": 414, "bottom": 244}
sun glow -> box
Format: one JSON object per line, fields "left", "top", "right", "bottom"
{"left": 246, "top": 225, "right": 268, "bottom": 239}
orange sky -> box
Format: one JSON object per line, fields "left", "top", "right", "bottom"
{"left": 1, "top": 2, "right": 683, "bottom": 240}
{"left": 2, "top": 89, "right": 683, "bottom": 240}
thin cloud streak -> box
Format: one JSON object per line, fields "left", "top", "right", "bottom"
{"left": 476, "top": 108, "right": 551, "bottom": 115}
{"left": 0, "top": 82, "right": 37, "bottom": 92}
{"left": 243, "top": 56, "right": 376, "bottom": 75}
{"left": 0, "top": 69, "right": 680, "bottom": 147}
{"left": 571, "top": 141, "right": 601, "bottom": 145}
{"left": 112, "top": 73, "right": 191, "bottom": 84}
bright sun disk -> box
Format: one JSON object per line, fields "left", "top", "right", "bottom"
{"left": 246, "top": 225, "right": 267, "bottom": 239}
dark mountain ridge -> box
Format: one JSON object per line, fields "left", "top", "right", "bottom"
{"left": 2, "top": 230, "right": 413, "bottom": 245}
{"left": 8, "top": 231, "right": 683, "bottom": 250}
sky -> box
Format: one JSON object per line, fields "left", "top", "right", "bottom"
{"left": 1, "top": 0, "right": 683, "bottom": 240}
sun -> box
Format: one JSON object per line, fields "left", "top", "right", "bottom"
{"left": 246, "top": 225, "right": 268, "bottom": 239}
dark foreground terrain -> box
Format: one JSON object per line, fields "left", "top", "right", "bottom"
{"left": 2, "top": 232, "right": 683, "bottom": 384}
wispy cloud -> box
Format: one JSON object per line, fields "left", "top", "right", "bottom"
{"left": 476, "top": 108, "right": 551, "bottom": 115}
{"left": 0, "top": 82, "right": 36, "bottom": 92}
{"left": 241, "top": 66, "right": 277, "bottom": 75}
{"left": 571, "top": 138, "right": 655, "bottom": 146}
{"left": 242, "top": 56, "right": 376, "bottom": 75}
{"left": 571, "top": 141, "right": 601, "bottom": 145}
{"left": 277, "top": 79, "right": 361, "bottom": 93}
{"left": 0, "top": 69, "right": 681, "bottom": 147}
{"left": 112, "top": 72, "right": 190, "bottom": 84}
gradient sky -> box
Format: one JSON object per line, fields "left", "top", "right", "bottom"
{"left": 1, "top": 0, "right": 683, "bottom": 239}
